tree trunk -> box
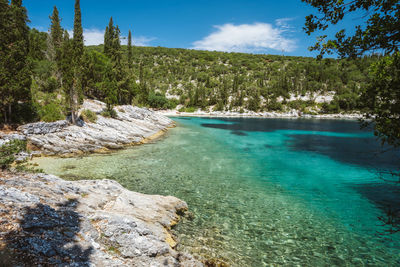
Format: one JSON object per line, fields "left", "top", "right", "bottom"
{"left": 8, "top": 103, "right": 11, "bottom": 124}
{"left": 3, "top": 109, "right": 7, "bottom": 124}
{"left": 70, "top": 86, "right": 77, "bottom": 125}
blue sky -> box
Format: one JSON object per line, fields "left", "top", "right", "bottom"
{"left": 24, "top": 0, "right": 365, "bottom": 57}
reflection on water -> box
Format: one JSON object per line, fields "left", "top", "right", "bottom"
{"left": 33, "top": 117, "right": 400, "bottom": 266}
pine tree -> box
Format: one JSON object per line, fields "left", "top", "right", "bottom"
{"left": 127, "top": 30, "right": 133, "bottom": 69}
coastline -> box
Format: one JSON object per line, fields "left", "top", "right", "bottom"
{"left": 156, "top": 109, "right": 364, "bottom": 120}
{"left": 14, "top": 100, "right": 176, "bottom": 158}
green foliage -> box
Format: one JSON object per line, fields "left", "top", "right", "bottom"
{"left": 127, "top": 30, "right": 133, "bottom": 69}
{"left": 0, "top": 139, "right": 26, "bottom": 170}
{"left": 147, "top": 92, "right": 177, "bottom": 109}
{"left": 303, "top": 0, "right": 400, "bottom": 58}
{"left": 179, "top": 106, "right": 196, "bottom": 113}
{"left": 28, "top": 28, "right": 47, "bottom": 60}
{"left": 362, "top": 53, "right": 400, "bottom": 148}
{"left": 38, "top": 102, "right": 65, "bottom": 122}
{"left": 101, "top": 108, "right": 117, "bottom": 118}
{"left": 0, "top": 0, "right": 32, "bottom": 124}
{"left": 81, "top": 109, "right": 97, "bottom": 123}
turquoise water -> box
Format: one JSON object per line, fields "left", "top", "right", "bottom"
{"left": 33, "top": 117, "right": 400, "bottom": 266}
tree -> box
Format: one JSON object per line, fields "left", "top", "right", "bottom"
{"left": 362, "top": 53, "right": 400, "bottom": 148}
{"left": 303, "top": 0, "right": 400, "bottom": 149}
{"left": 60, "top": 31, "right": 74, "bottom": 117}
{"left": 303, "top": 0, "right": 400, "bottom": 59}
{"left": 49, "top": 6, "right": 63, "bottom": 50}
{"left": 0, "top": 0, "right": 31, "bottom": 124}
{"left": 69, "top": 0, "right": 84, "bottom": 124}
{"left": 46, "top": 6, "right": 64, "bottom": 89}
{"left": 127, "top": 30, "right": 133, "bottom": 69}
{"left": 104, "top": 17, "right": 114, "bottom": 57}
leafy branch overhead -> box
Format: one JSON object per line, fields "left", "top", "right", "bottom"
{"left": 303, "top": 0, "right": 400, "bottom": 58}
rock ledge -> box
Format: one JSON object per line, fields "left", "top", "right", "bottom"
{"left": 17, "top": 99, "right": 175, "bottom": 156}
{"left": 0, "top": 171, "right": 202, "bottom": 266}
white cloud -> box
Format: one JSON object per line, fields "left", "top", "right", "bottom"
{"left": 82, "top": 29, "right": 104, "bottom": 46}
{"left": 192, "top": 21, "right": 297, "bottom": 53}
{"left": 120, "top": 35, "right": 156, "bottom": 46}
{"left": 68, "top": 28, "right": 155, "bottom": 46}
{"left": 275, "top": 17, "right": 295, "bottom": 31}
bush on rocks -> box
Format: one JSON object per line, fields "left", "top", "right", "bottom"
{"left": 0, "top": 140, "right": 27, "bottom": 170}
{"left": 81, "top": 109, "right": 98, "bottom": 123}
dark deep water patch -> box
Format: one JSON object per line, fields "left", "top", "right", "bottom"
{"left": 231, "top": 130, "right": 248, "bottom": 136}
{"left": 201, "top": 117, "right": 399, "bottom": 170}
{"left": 287, "top": 134, "right": 400, "bottom": 170}
{"left": 201, "top": 117, "right": 372, "bottom": 133}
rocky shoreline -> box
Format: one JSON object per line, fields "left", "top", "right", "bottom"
{"left": 17, "top": 100, "right": 175, "bottom": 157}
{"left": 0, "top": 171, "right": 202, "bottom": 266}
{"left": 0, "top": 100, "right": 205, "bottom": 266}
{"left": 157, "top": 109, "right": 364, "bottom": 120}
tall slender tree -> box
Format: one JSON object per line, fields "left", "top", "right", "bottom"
{"left": 0, "top": 0, "right": 31, "bottom": 123}
{"left": 69, "top": 0, "right": 84, "bottom": 124}
{"left": 127, "top": 30, "right": 133, "bottom": 69}
{"left": 48, "top": 6, "right": 63, "bottom": 84}
{"left": 0, "top": 0, "right": 12, "bottom": 123}
{"left": 49, "top": 6, "right": 63, "bottom": 49}
{"left": 104, "top": 17, "right": 114, "bottom": 57}
{"left": 72, "top": 0, "right": 83, "bottom": 60}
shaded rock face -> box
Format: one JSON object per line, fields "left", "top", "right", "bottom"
{"left": 0, "top": 171, "right": 203, "bottom": 266}
{"left": 16, "top": 100, "right": 175, "bottom": 156}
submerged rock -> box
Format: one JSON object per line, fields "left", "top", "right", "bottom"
{"left": 0, "top": 171, "right": 203, "bottom": 266}
{"left": 16, "top": 100, "right": 175, "bottom": 156}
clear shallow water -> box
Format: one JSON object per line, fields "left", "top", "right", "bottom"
{"left": 33, "top": 117, "right": 400, "bottom": 266}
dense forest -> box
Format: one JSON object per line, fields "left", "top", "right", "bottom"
{"left": 0, "top": 0, "right": 379, "bottom": 125}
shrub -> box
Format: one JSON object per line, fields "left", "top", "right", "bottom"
{"left": 38, "top": 103, "right": 65, "bottom": 122}
{"left": 178, "top": 106, "right": 196, "bottom": 113}
{"left": 101, "top": 108, "right": 117, "bottom": 118}
{"left": 81, "top": 109, "right": 98, "bottom": 123}
{"left": 0, "top": 140, "right": 27, "bottom": 170}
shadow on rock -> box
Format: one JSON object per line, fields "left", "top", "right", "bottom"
{"left": 1, "top": 199, "right": 93, "bottom": 266}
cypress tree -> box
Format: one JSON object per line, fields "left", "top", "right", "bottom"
{"left": 0, "top": 0, "right": 12, "bottom": 122}
{"left": 60, "top": 30, "right": 74, "bottom": 119}
{"left": 127, "top": 30, "right": 132, "bottom": 69}
{"left": 0, "top": 0, "right": 31, "bottom": 123}
{"left": 70, "top": 0, "right": 84, "bottom": 124}
{"left": 104, "top": 25, "right": 109, "bottom": 54}
{"left": 104, "top": 17, "right": 114, "bottom": 57}
{"left": 49, "top": 6, "right": 63, "bottom": 48}
{"left": 49, "top": 6, "right": 63, "bottom": 84}
{"left": 73, "top": 0, "right": 83, "bottom": 60}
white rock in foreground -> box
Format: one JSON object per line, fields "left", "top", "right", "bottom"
{"left": 0, "top": 171, "right": 202, "bottom": 266}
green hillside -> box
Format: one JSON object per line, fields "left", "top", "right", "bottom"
{"left": 7, "top": 27, "right": 378, "bottom": 124}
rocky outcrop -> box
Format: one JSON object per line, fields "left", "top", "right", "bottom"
{"left": 16, "top": 100, "right": 175, "bottom": 156}
{"left": 0, "top": 171, "right": 202, "bottom": 266}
